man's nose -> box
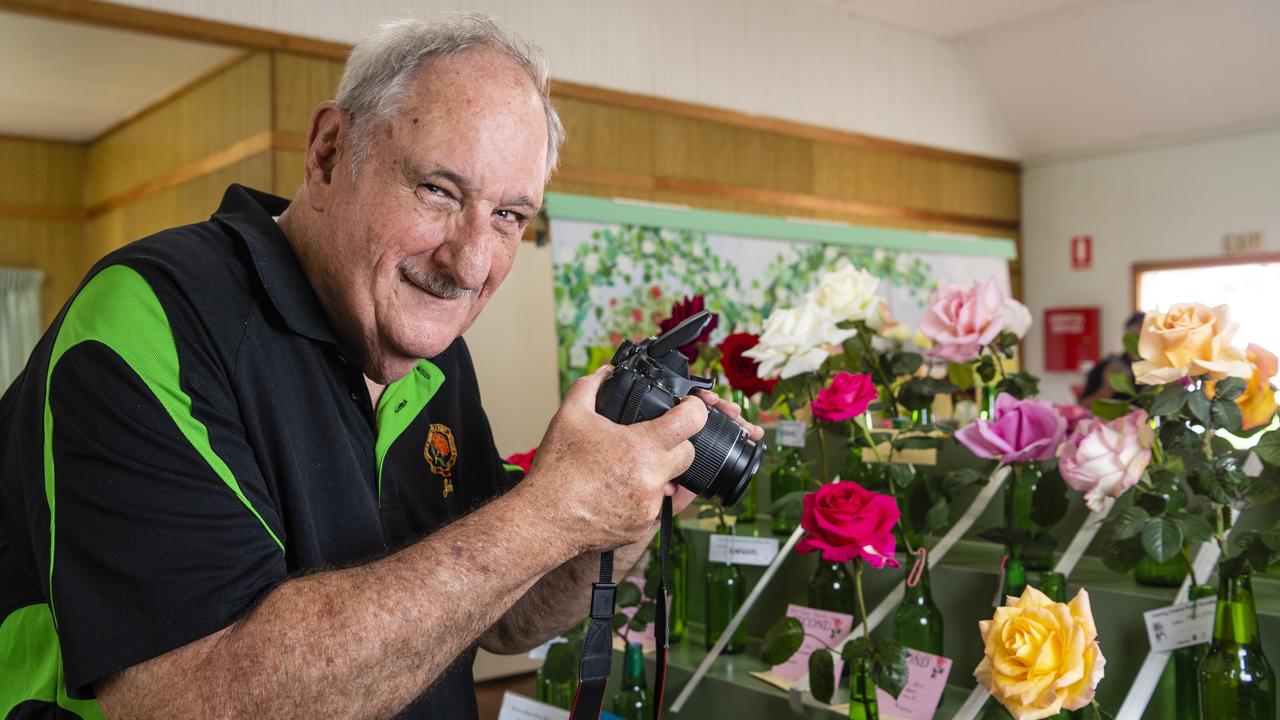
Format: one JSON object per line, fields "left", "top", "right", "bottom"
{"left": 439, "top": 207, "right": 492, "bottom": 290}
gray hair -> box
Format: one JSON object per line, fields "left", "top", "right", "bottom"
{"left": 335, "top": 14, "right": 566, "bottom": 180}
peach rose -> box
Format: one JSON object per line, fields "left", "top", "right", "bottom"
{"left": 975, "top": 587, "right": 1105, "bottom": 720}
{"left": 1238, "top": 344, "right": 1279, "bottom": 430}
{"left": 1132, "top": 304, "right": 1251, "bottom": 385}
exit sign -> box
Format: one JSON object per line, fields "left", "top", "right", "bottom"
{"left": 1223, "top": 231, "right": 1263, "bottom": 255}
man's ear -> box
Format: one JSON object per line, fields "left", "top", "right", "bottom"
{"left": 304, "top": 101, "right": 348, "bottom": 210}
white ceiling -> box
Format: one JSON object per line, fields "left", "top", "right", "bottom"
{"left": 818, "top": 0, "right": 1280, "bottom": 160}
{"left": 0, "top": 10, "right": 239, "bottom": 142}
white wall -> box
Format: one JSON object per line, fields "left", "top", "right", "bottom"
{"left": 1022, "top": 126, "right": 1280, "bottom": 404}
{"left": 113, "top": 0, "right": 1017, "bottom": 159}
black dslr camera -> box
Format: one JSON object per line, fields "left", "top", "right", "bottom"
{"left": 595, "top": 310, "right": 765, "bottom": 505}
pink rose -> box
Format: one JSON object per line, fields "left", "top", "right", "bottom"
{"left": 796, "top": 481, "right": 900, "bottom": 568}
{"left": 1054, "top": 403, "right": 1093, "bottom": 434}
{"left": 810, "top": 372, "right": 878, "bottom": 422}
{"left": 1059, "top": 410, "right": 1154, "bottom": 513}
{"left": 956, "top": 393, "right": 1067, "bottom": 464}
{"left": 918, "top": 279, "right": 1008, "bottom": 363}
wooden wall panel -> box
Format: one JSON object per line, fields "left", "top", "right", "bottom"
{"left": 0, "top": 136, "right": 85, "bottom": 210}
{"left": 272, "top": 52, "right": 344, "bottom": 133}
{"left": 86, "top": 52, "right": 271, "bottom": 207}
{"left": 0, "top": 217, "right": 82, "bottom": 326}
{"left": 83, "top": 153, "right": 272, "bottom": 270}
{"left": 273, "top": 148, "right": 305, "bottom": 196}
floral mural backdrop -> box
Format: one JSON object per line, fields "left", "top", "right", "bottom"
{"left": 550, "top": 217, "right": 1013, "bottom": 394}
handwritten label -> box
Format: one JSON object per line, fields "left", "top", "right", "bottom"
{"left": 708, "top": 534, "right": 781, "bottom": 566}
{"left": 775, "top": 420, "right": 806, "bottom": 448}
{"left": 497, "top": 692, "right": 570, "bottom": 720}
{"left": 874, "top": 649, "right": 952, "bottom": 720}
{"left": 1144, "top": 597, "right": 1217, "bottom": 653}
{"left": 769, "top": 604, "right": 855, "bottom": 683}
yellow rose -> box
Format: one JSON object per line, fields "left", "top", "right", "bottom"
{"left": 1133, "top": 304, "right": 1252, "bottom": 385}
{"left": 1238, "top": 344, "right": 1278, "bottom": 430}
{"left": 975, "top": 587, "right": 1106, "bottom": 720}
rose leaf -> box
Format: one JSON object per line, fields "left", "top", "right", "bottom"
{"left": 617, "top": 582, "right": 642, "bottom": 609}
{"left": 758, "top": 617, "right": 806, "bottom": 665}
{"left": 1108, "top": 372, "right": 1137, "bottom": 397}
{"left": 808, "top": 649, "right": 836, "bottom": 704}
{"left": 1091, "top": 399, "right": 1132, "bottom": 421}
{"left": 1149, "top": 383, "right": 1189, "bottom": 417}
{"left": 1213, "top": 377, "right": 1247, "bottom": 402}
{"left": 872, "top": 639, "right": 910, "bottom": 700}
{"left": 1142, "top": 517, "right": 1184, "bottom": 563}
{"left": 1186, "top": 391, "right": 1212, "bottom": 427}
{"left": 1255, "top": 431, "right": 1280, "bottom": 467}
{"left": 1176, "top": 513, "right": 1215, "bottom": 545}
{"left": 1103, "top": 536, "right": 1148, "bottom": 574}
{"left": 1108, "top": 506, "right": 1150, "bottom": 541}
{"left": 1211, "top": 400, "right": 1243, "bottom": 435}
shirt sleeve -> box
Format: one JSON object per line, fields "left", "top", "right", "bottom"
{"left": 42, "top": 263, "right": 286, "bottom": 695}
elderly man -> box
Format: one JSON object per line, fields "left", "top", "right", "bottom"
{"left": 0, "top": 15, "right": 758, "bottom": 719}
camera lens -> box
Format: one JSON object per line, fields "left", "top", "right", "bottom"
{"left": 676, "top": 409, "right": 764, "bottom": 506}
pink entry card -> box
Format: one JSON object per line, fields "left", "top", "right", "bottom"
{"left": 771, "top": 604, "right": 855, "bottom": 682}
{"left": 874, "top": 649, "right": 952, "bottom": 720}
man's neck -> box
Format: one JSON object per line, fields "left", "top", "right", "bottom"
{"left": 365, "top": 375, "right": 387, "bottom": 412}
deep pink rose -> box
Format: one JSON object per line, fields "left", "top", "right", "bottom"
{"left": 811, "top": 372, "right": 878, "bottom": 422}
{"left": 1060, "top": 410, "right": 1153, "bottom": 513}
{"left": 918, "top": 279, "right": 1008, "bottom": 363}
{"left": 658, "top": 295, "right": 718, "bottom": 362}
{"left": 504, "top": 447, "right": 538, "bottom": 473}
{"left": 1055, "top": 403, "right": 1093, "bottom": 434}
{"left": 796, "top": 481, "right": 900, "bottom": 568}
{"left": 956, "top": 393, "right": 1067, "bottom": 463}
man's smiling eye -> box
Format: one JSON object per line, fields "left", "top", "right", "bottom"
{"left": 494, "top": 209, "right": 526, "bottom": 223}
{"left": 422, "top": 183, "right": 448, "bottom": 197}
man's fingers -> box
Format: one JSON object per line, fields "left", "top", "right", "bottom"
{"left": 563, "top": 365, "right": 612, "bottom": 411}
{"left": 692, "top": 389, "right": 765, "bottom": 442}
{"left": 641, "top": 396, "right": 708, "bottom": 450}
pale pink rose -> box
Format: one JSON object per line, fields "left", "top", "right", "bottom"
{"left": 1059, "top": 410, "right": 1154, "bottom": 513}
{"left": 918, "top": 280, "right": 1008, "bottom": 363}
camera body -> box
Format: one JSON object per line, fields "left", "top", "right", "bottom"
{"left": 595, "top": 311, "right": 764, "bottom": 505}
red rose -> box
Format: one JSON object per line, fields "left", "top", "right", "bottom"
{"left": 658, "top": 295, "right": 718, "bottom": 363}
{"left": 504, "top": 447, "right": 537, "bottom": 473}
{"left": 717, "top": 333, "right": 779, "bottom": 396}
{"left": 810, "top": 372, "right": 878, "bottom": 422}
{"left": 796, "top": 481, "right": 900, "bottom": 567}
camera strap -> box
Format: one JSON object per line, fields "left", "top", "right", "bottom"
{"left": 569, "top": 495, "right": 672, "bottom": 720}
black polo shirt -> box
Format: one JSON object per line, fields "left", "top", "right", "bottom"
{"left": 0, "top": 184, "right": 522, "bottom": 719}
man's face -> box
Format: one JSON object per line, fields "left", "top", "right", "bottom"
{"left": 317, "top": 49, "right": 547, "bottom": 381}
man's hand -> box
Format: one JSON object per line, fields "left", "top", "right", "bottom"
{"left": 524, "top": 366, "right": 708, "bottom": 553}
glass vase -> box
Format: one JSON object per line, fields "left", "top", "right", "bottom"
{"left": 609, "top": 642, "right": 653, "bottom": 720}
{"left": 650, "top": 515, "right": 689, "bottom": 643}
{"left": 535, "top": 640, "right": 577, "bottom": 709}
{"left": 771, "top": 446, "right": 810, "bottom": 536}
{"left": 894, "top": 561, "right": 944, "bottom": 656}
{"left": 1001, "top": 465, "right": 1030, "bottom": 597}
{"left": 1198, "top": 571, "right": 1276, "bottom": 719}
{"left": 1166, "top": 584, "right": 1216, "bottom": 720}
{"left": 808, "top": 560, "right": 856, "bottom": 615}
{"left": 705, "top": 525, "right": 747, "bottom": 654}
{"left": 848, "top": 656, "right": 880, "bottom": 720}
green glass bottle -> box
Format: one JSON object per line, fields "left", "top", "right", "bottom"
{"left": 705, "top": 525, "right": 748, "bottom": 654}
{"left": 1169, "top": 584, "right": 1216, "bottom": 720}
{"left": 729, "top": 390, "right": 758, "bottom": 523}
{"left": 535, "top": 640, "right": 577, "bottom": 710}
{"left": 1198, "top": 571, "right": 1276, "bottom": 719}
{"left": 895, "top": 562, "right": 944, "bottom": 655}
{"left": 808, "top": 560, "right": 856, "bottom": 615}
{"left": 609, "top": 642, "right": 653, "bottom": 720}
{"left": 911, "top": 406, "right": 932, "bottom": 428}
{"left": 848, "top": 656, "right": 880, "bottom": 720}
{"left": 1003, "top": 554, "right": 1028, "bottom": 600}
{"left": 1001, "top": 467, "right": 1029, "bottom": 598}
{"left": 649, "top": 515, "right": 688, "bottom": 643}
{"left": 1039, "top": 571, "right": 1067, "bottom": 602}
{"left": 1134, "top": 476, "right": 1189, "bottom": 587}
{"left": 771, "top": 446, "right": 810, "bottom": 536}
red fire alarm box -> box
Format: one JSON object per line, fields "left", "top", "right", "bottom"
{"left": 1044, "top": 307, "right": 1100, "bottom": 372}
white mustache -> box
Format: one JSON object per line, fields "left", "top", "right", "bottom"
{"left": 401, "top": 263, "right": 475, "bottom": 300}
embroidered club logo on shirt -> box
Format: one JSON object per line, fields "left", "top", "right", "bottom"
{"left": 424, "top": 423, "right": 458, "bottom": 497}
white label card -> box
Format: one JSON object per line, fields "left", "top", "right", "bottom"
{"left": 707, "top": 534, "right": 780, "bottom": 566}
{"left": 526, "top": 636, "right": 565, "bottom": 661}
{"left": 775, "top": 420, "right": 806, "bottom": 448}
{"left": 496, "top": 692, "right": 569, "bottom": 720}
{"left": 1144, "top": 597, "right": 1217, "bottom": 653}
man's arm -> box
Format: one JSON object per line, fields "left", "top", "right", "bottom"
{"left": 96, "top": 369, "right": 708, "bottom": 719}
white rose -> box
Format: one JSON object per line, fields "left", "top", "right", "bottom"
{"left": 557, "top": 303, "right": 576, "bottom": 325}
{"left": 672, "top": 258, "right": 688, "bottom": 276}
{"left": 588, "top": 286, "right": 608, "bottom": 305}
{"left": 806, "top": 261, "right": 881, "bottom": 324}
{"left": 691, "top": 242, "right": 705, "bottom": 257}
{"left": 873, "top": 248, "right": 886, "bottom": 263}
{"left": 706, "top": 272, "right": 723, "bottom": 289}
{"left": 615, "top": 256, "right": 635, "bottom": 275}
{"left": 582, "top": 255, "right": 600, "bottom": 274}
{"left": 998, "top": 298, "right": 1033, "bottom": 339}
{"left": 641, "top": 240, "right": 655, "bottom": 255}
{"left": 824, "top": 245, "right": 838, "bottom": 261}
{"left": 865, "top": 300, "right": 893, "bottom": 332}
{"left": 743, "top": 303, "right": 857, "bottom": 379}
{"left": 569, "top": 344, "right": 588, "bottom": 367}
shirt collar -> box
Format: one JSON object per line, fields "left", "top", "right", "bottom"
{"left": 211, "top": 184, "right": 341, "bottom": 346}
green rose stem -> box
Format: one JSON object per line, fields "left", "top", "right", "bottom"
{"left": 856, "top": 421, "right": 916, "bottom": 557}
{"left": 852, "top": 556, "right": 876, "bottom": 719}
{"left": 807, "top": 377, "right": 832, "bottom": 487}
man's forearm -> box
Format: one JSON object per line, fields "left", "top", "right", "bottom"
{"left": 480, "top": 524, "right": 657, "bottom": 654}
{"left": 97, "top": 483, "right": 578, "bottom": 720}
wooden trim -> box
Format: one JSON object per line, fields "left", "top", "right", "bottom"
{"left": 0, "top": 0, "right": 350, "bottom": 59}
{"left": 86, "top": 130, "right": 273, "bottom": 218}
{"left": 0, "top": 202, "right": 85, "bottom": 221}
{"left": 274, "top": 130, "right": 306, "bottom": 151}
{"left": 552, "top": 166, "right": 1020, "bottom": 234}
{"left": 93, "top": 49, "right": 253, "bottom": 143}
{"left": 550, "top": 80, "right": 1022, "bottom": 173}
{"left": 1131, "top": 251, "right": 1280, "bottom": 311}
{"left": 2, "top": 1, "right": 1019, "bottom": 175}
